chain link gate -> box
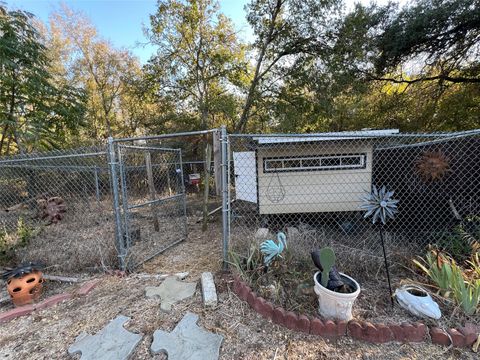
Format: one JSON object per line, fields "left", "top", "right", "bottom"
{"left": 110, "top": 140, "right": 188, "bottom": 270}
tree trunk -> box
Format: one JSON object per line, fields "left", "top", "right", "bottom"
{"left": 235, "top": 0, "right": 283, "bottom": 133}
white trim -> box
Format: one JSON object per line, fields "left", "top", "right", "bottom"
{"left": 253, "top": 129, "right": 400, "bottom": 144}
{"left": 264, "top": 154, "right": 366, "bottom": 172}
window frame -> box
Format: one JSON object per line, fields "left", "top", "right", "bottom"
{"left": 263, "top": 153, "right": 367, "bottom": 173}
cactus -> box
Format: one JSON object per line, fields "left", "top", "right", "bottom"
{"left": 319, "top": 247, "right": 335, "bottom": 287}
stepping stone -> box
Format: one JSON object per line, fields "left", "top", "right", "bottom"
{"left": 201, "top": 272, "right": 218, "bottom": 307}
{"left": 145, "top": 276, "right": 196, "bottom": 312}
{"left": 151, "top": 312, "right": 223, "bottom": 360}
{"left": 68, "top": 315, "right": 142, "bottom": 360}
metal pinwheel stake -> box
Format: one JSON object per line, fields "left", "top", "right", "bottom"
{"left": 361, "top": 185, "right": 399, "bottom": 306}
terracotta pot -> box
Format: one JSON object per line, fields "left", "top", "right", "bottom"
{"left": 6, "top": 270, "right": 44, "bottom": 307}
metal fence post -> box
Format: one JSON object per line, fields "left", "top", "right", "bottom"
{"left": 221, "top": 125, "right": 230, "bottom": 270}
{"left": 107, "top": 137, "right": 126, "bottom": 270}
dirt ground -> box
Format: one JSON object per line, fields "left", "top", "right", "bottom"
{"left": 0, "top": 219, "right": 478, "bottom": 360}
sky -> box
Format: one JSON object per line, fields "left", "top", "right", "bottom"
{"left": 5, "top": 0, "right": 407, "bottom": 64}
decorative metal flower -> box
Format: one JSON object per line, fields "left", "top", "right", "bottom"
{"left": 360, "top": 185, "right": 399, "bottom": 225}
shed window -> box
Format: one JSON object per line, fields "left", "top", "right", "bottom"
{"left": 264, "top": 154, "right": 366, "bottom": 172}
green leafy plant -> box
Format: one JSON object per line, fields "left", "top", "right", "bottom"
{"left": 414, "top": 249, "right": 480, "bottom": 315}
{"left": 413, "top": 249, "right": 454, "bottom": 295}
{"left": 435, "top": 216, "right": 480, "bottom": 262}
{"left": 16, "top": 217, "right": 35, "bottom": 246}
{"left": 450, "top": 265, "right": 480, "bottom": 316}
{"left": 467, "top": 253, "right": 480, "bottom": 279}
{"left": 228, "top": 241, "right": 263, "bottom": 282}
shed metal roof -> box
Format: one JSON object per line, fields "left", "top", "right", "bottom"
{"left": 252, "top": 129, "right": 400, "bottom": 144}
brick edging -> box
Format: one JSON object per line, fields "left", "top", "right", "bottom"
{"left": 0, "top": 279, "right": 100, "bottom": 324}
{"left": 232, "top": 276, "right": 479, "bottom": 347}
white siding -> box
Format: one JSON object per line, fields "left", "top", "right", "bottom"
{"left": 257, "top": 142, "right": 373, "bottom": 214}
{"left": 233, "top": 151, "right": 258, "bottom": 203}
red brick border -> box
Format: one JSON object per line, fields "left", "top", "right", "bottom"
{"left": 232, "top": 276, "right": 479, "bottom": 348}
{"left": 0, "top": 279, "right": 100, "bottom": 324}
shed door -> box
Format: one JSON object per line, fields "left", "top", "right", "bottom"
{"left": 233, "top": 151, "right": 257, "bottom": 203}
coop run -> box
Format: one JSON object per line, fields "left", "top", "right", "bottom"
{"left": 229, "top": 129, "right": 480, "bottom": 259}
{"left": 0, "top": 128, "right": 479, "bottom": 272}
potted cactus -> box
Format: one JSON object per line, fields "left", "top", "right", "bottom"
{"left": 311, "top": 248, "right": 360, "bottom": 321}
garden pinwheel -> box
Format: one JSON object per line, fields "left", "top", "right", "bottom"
{"left": 360, "top": 185, "right": 399, "bottom": 225}
{"left": 260, "top": 232, "right": 287, "bottom": 266}
{"left": 361, "top": 185, "right": 399, "bottom": 306}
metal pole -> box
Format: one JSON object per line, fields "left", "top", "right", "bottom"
{"left": 221, "top": 125, "right": 230, "bottom": 270}
{"left": 178, "top": 149, "right": 188, "bottom": 240}
{"left": 111, "top": 129, "right": 218, "bottom": 143}
{"left": 107, "top": 137, "right": 125, "bottom": 270}
{"left": 117, "top": 147, "right": 131, "bottom": 254}
{"left": 379, "top": 224, "right": 394, "bottom": 307}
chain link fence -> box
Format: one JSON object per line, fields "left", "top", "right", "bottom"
{"left": 1, "top": 128, "right": 479, "bottom": 274}
{"left": 0, "top": 129, "right": 225, "bottom": 273}
{"left": 227, "top": 130, "right": 480, "bottom": 266}
{"left": 0, "top": 146, "right": 117, "bottom": 273}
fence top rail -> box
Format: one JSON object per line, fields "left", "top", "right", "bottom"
{"left": 110, "top": 129, "right": 219, "bottom": 143}
{"left": 119, "top": 145, "right": 181, "bottom": 152}
{"left": 228, "top": 129, "right": 480, "bottom": 139}
{"left": 0, "top": 151, "right": 107, "bottom": 165}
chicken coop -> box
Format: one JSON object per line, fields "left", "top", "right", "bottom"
{"left": 233, "top": 129, "right": 400, "bottom": 215}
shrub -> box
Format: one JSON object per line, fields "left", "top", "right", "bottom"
{"left": 414, "top": 249, "right": 479, "bottom": 316}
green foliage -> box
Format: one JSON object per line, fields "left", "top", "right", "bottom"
{"left": 16, "top": 217, "right": 35, "bottom": 246}
{"left": 0, "top": 0, "right": 478, "bottom": 152}
{"left": 146, "top": 0, "right": 247, "bottom": 131}
{"left": 414, "top": 249, "right": 480, "bottom": 316}
{"left": 0, "top": 219, "right": 36, "bottom": 264}
{"left": 319, "top": 247, "right": 335, "bottom": 287}
{"left": 434, "top": 217, "right": 480, "bottom": 263}
{"left": 413, "top": 250, "right": 454, "bottom": 295}
{"left": 0, "top": 5, "right": 85, "bottom": 155}
{"left": 228, "top": 241, "right": 263, "bottom": 282}
{"left": 450, "top": 265, "right": 480, "bottom": 316}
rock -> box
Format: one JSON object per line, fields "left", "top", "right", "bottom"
{"left": 254, "top": 228, "right": 271, "bottom": 241}
{"left": 201, "top": 272, "right": 218, "bottom": 307}
{"left": 68, "top": 315, "right": 142, "bottom": 360}
{"left": 151, "top": 312, "right": 223, "bottom": 360}
{"left": 145, "top": 276, "right": 196, "bottom": 312}
{"left": 287, "top": 227, "right": 300, "bottom": 240}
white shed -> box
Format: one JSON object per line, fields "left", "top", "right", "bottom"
{"left": 233, "top": 129, "right": 399, "bottom": 215}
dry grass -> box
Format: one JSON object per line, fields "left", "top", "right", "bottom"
{"left": 0, "top": 220, "right": 478, "bottom": 359}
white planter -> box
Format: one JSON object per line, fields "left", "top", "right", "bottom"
{"left": 313, "top": 271, "right": 360, "bottom": 321}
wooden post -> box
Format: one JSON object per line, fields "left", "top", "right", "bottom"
{"left": 166, "top": 163, "right": 172, "bottom": 196}
{"left": 202, "top": 142, "right": 212, "bottom": 232}
{"left": 145, "top": 152, "right": 160, "bottom": 232}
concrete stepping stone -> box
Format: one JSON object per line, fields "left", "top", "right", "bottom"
{"left": 151, "top": 312, "right": 223, "bottom": 360}
{"left": 68, "top": 315, "right": 142, "bottom": 360}
{"left": 145, "top": 276, "right": 196, "bottom": 312}
{"left": 201, "top": 272, "right": 218, "bottom": 307}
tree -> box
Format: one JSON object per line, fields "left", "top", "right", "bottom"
{"left": 0, "top": 6, "right": 85, "bottom": 155}
{"left": 146, "top": 0, "right": 247, "bottom": 131}
{"left": 336, "top": 0, "right": 480, "bottom": 84}
{"left": 235, "top": 0, "right": 341, "bottom": 133}
{"left": 50, "top": 5, "right": 141, "bottom": 139}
